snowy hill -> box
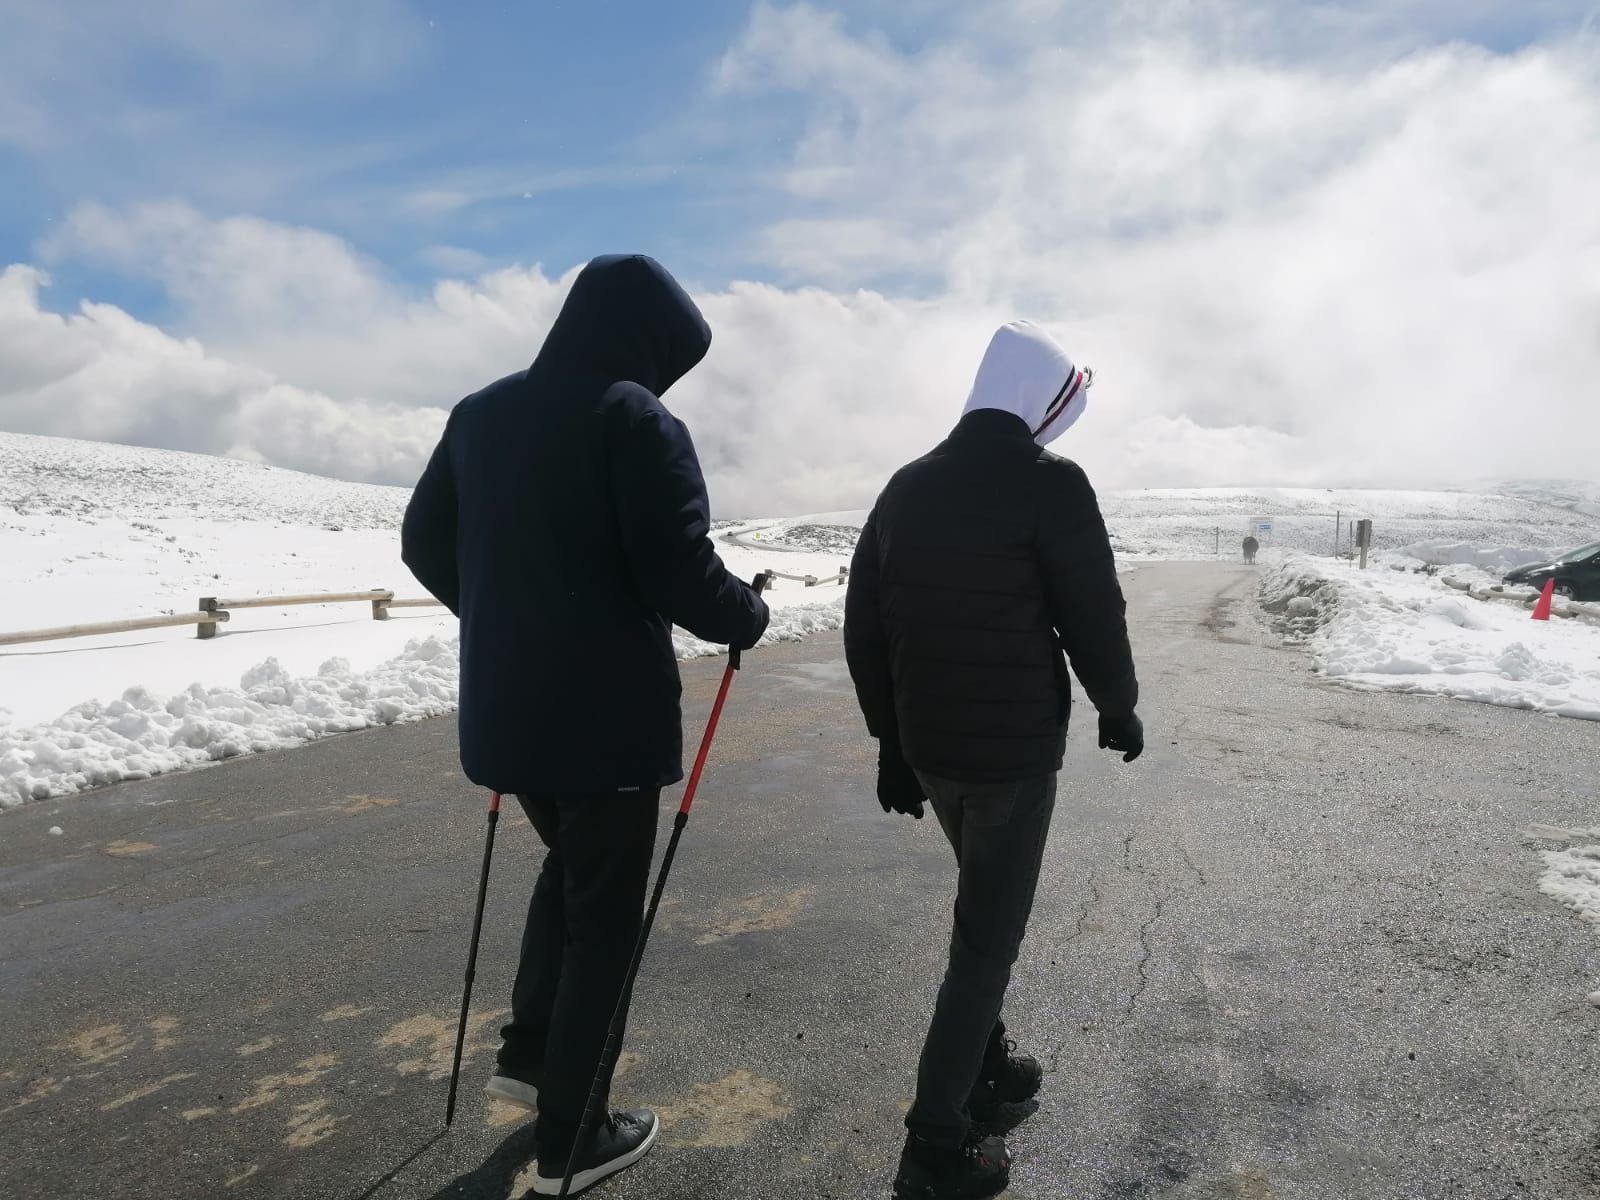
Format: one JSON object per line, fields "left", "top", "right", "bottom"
{"left": 739, "top": 487, "right": 1599, "bottom": 561}
{"left": 2, "top": 431, "right": 1597, "bottom": 808}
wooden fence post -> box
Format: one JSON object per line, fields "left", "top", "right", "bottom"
{"left": 198, "top": 597, "right": 221, "bottom": 639}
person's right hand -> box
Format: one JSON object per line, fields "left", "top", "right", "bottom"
{"left": 1098, "top": 713, "right": 1145, "bottom": 762}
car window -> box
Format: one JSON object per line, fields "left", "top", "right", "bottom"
{"left": 1558, "top": 541, "right": 1600, "bottom": 562}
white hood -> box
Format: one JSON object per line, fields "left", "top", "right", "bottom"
{"left": 961, "top": 320, "right": 1092, "bottom": 447}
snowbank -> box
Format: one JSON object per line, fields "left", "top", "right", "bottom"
{"left": 0, "top": 600, "right": 845, "bottom": 810}
{"left": 1392, "top": 540, "right": 1551, "bottom": 574}
{"left": 1260, "top": 555, "right": 1600, "bottom": 720}
{"left": 1535, "top": 838, "right": 1600, "bottom": 1005}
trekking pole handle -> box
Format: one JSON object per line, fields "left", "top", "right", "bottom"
{"left": 729, "top": 572, "right": 772, "bottom": 671}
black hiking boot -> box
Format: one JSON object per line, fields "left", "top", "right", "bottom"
{"left": 982, "top": 1038, "right": 1043, "bottom": 1103}
{"left": 893, "top": 1130, "right": 1011, "bottom": 1200}
{"left": 531, "top": 1109, "right": 659, "bottom": 1196}
{"left": 970, "top": 1038, "right": 1044, "bottom": 1135}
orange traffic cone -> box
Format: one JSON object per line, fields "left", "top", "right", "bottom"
{"left": 1532, "top": 577, "right": 1556, "bottom": 621}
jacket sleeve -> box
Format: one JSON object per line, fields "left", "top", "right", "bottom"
{"left": 843, "top": 509, "right": 896, "bottom": 740}
{"left": 1038, "top": 462, "right": 1138, "bottom": 718}
{"left": 400, "top": 414, "right": 461, "bottom": 617}
{"left": 611, "top": 402, "right": 770, "bottom": 648}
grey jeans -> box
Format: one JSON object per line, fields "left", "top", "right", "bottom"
{"left": 906, "top": 770, "right": 1058, "bottom": 1146}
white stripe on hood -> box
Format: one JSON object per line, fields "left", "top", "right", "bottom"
{"left": 961, "top": 320, "right": 1090, "bottom": 447}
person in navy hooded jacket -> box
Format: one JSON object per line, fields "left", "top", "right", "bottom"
{"left": 402, "top": 254, "right": 769, "bottom": 1195}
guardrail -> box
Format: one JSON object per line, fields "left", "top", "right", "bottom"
{"left": 0, "top": 610, "right": 230, "bottom": 648}
{"left": 765, "top": 567, "right": 849, "bottom": 589}
{"left": 1441, "top": 577, "right": 1600, "bottom": 622}
{"left": 0, "top": 589, "right": 447, "bottom": 648}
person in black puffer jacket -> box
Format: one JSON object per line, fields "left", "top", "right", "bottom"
{"left": 402, "top": 254, "right": 768, "bottom": 1195}
{"left": 845, "top": 320, "right": 1142, "bottom": 1200}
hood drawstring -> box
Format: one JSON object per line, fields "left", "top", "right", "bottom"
{"left": 961, "top": 320, "right": 1092, "bottom": 448}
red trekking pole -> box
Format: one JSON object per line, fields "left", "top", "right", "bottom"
{"left": 558, "top": 573, "right": 772, "bottom": 1196}
{"left": 445, "top": 790, "right": 502, "bottom": 1127}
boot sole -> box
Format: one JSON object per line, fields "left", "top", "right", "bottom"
{"left": 973, "top": 1097, "right": 1039, "bottom": 1136}
{"left": 484, "top": 1076, "right": 539, "bottom": 1111}
{"left": 892, "top": 1167, "right": 1011, "bottom": 1200}
{"left": 532, "top": 1118, "right": 660, "bottom": 1196}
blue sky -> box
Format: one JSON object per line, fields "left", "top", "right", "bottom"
{"left": 7, "top": 0, "right": 1582, "bottom": 319}
{"left": 3, "top": 2, "right": 793, "bottom": 318}
{"left": 2, "top": 1, "right": 1598, "bottom": 508}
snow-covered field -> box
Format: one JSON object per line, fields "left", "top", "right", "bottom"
{"left": 1260, "top": 553, "right": 1600, "bottom": 720}
{"left": 3, "top": 430, "right": 1598, "bottom": 808}
{"left": 0, "top": 433, "right": 847, "bottom": 808}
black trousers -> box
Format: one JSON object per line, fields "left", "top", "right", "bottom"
{"left": 906, "top": 771, "right": 1057, "bottom": 1147}
{"left": 498, "top": 791, "right": 660, "bottom": 1129}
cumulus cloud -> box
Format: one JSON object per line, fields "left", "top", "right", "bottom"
{"left": 0, "top": 265, "right": 446, "bottom": 485}
{"left": 5, "top": 0, "right": 1600, "bottom": 512}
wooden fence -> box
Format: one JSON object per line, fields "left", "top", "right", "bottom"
{"left": 765, "top": 567, "right": 849, "bottom": 589}
{"left": 0, "top": 589, "right": 446, "bottom": 649}
{"left": 1, "top": 559, "right": 848, "bottom": 649}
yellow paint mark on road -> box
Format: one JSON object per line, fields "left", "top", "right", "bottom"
{"left": 237, "top": 1037, "right": 277, "bottom": 1057}
{"left": 284, "top": 1098, "right": 342, "bottom": 1148}
{"left": 658, "top": 1070, "right": 794, "bottom": 1148}
{"left": 225, "top": 1165, "right": 259, "bottom": 1188}
{"left": 104, "top": 840, "right": 158, "bottom": 857}
{"left": 231, "top": 1054, "right": 338, "bottom": 1113}
{"left": 102, "top": 1072, "right": 195, "bottom": 1111}
{"left": 378, "top": 1010, "right": 507, "bottom": 1081}
{"left": 340, "top": 794, "right": 398, "bottom": 814}
{"left": 0, "top": 1075, "right": 68, "bottom": 1116}
{"left": 486, "top": 1098, "right": 529, "bottom": 1129}
{"left": 511, "top": 1162, "right": 540, "bottom": 1196}
{"left": 182, "top": 1107, "right": 218, "bottom": 1121}
{"left": 1223, "top": 1169, "right": 1277, "bottom": 1199}
{"left": 319, "top": 1004, "right": 374, "bottom": 1022}
{"left": 149, "top": 1016, "right": 180, "bottom": 1051}
{"left": 60, "top": 1024, "right": 136, "bottom": 1064}
{"left": 693, "top": 888, "right": 814, "bottom": 945}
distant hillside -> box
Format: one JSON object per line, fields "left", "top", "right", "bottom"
{"left": 0, "top": 431, "right": 408, "bottom": 529}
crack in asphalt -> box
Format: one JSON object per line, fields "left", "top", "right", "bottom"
{"left": 1178, "top": 843, "right": 1208, "bottom": 887}
{"left": 1127, "top": 892, "right": 1172, "bottom": 1016}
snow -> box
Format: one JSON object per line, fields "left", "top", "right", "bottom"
{"left": 4, "top": 429, "right": 1597, "bottom": 808}
{"left": 1531, "top": 834, "right": 1600, "bottom": 1002}
{"left": 1260, "top": 555, "right": 1600, "bottom": 720}
{"left": 0, "top": 432, "right": 846, "bottom": 808}
{"left": 1391, "top": 540, "right": 1550, "bottom": 574}
{"left": 1539, "top": 845, "right": 1600, "bottom": 928}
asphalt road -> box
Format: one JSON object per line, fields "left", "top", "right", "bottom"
{"left": 2, "top": 563, "right": 1597, "bottom": 1200}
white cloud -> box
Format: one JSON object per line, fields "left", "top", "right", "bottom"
{"left": 6, "top": 2, "right": 1600, "bottom": 513}
{"left": 0, "top": 265, "right": 445, "bottom": 485}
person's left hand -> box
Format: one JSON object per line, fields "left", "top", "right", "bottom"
{"left": 877, "top": 740, "right": 926, "bottom": 819}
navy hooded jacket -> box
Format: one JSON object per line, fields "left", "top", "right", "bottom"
{"left": 401, "top": 255, "right": 770, "bottom": 794}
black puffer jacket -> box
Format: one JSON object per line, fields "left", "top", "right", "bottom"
{"left": 401, "top": 254, "right": 769, "bottom": 795}
{"left": 844, "top": 408, "right": 1137, "bottom": 783}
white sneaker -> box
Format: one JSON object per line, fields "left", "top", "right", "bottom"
{"left": 485, "top": 1074, "right": 540, "bottom": 1111}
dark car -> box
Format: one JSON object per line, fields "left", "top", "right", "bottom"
{"left": 1503, "top": 541, "right": 1600, "bottom": 601}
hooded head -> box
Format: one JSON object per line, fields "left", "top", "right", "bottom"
{"left": 534, "top": 254, "right": 711, "bottom": 395}
{"left": 961, "top": 320, "right": 1093, "bottom": 447}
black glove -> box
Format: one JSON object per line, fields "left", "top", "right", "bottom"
{"left": 1098, "top": 712, "right": 1145, "bottom": 763}
{"left": 877, "top": 738, "right": 925, "bottom": 819}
